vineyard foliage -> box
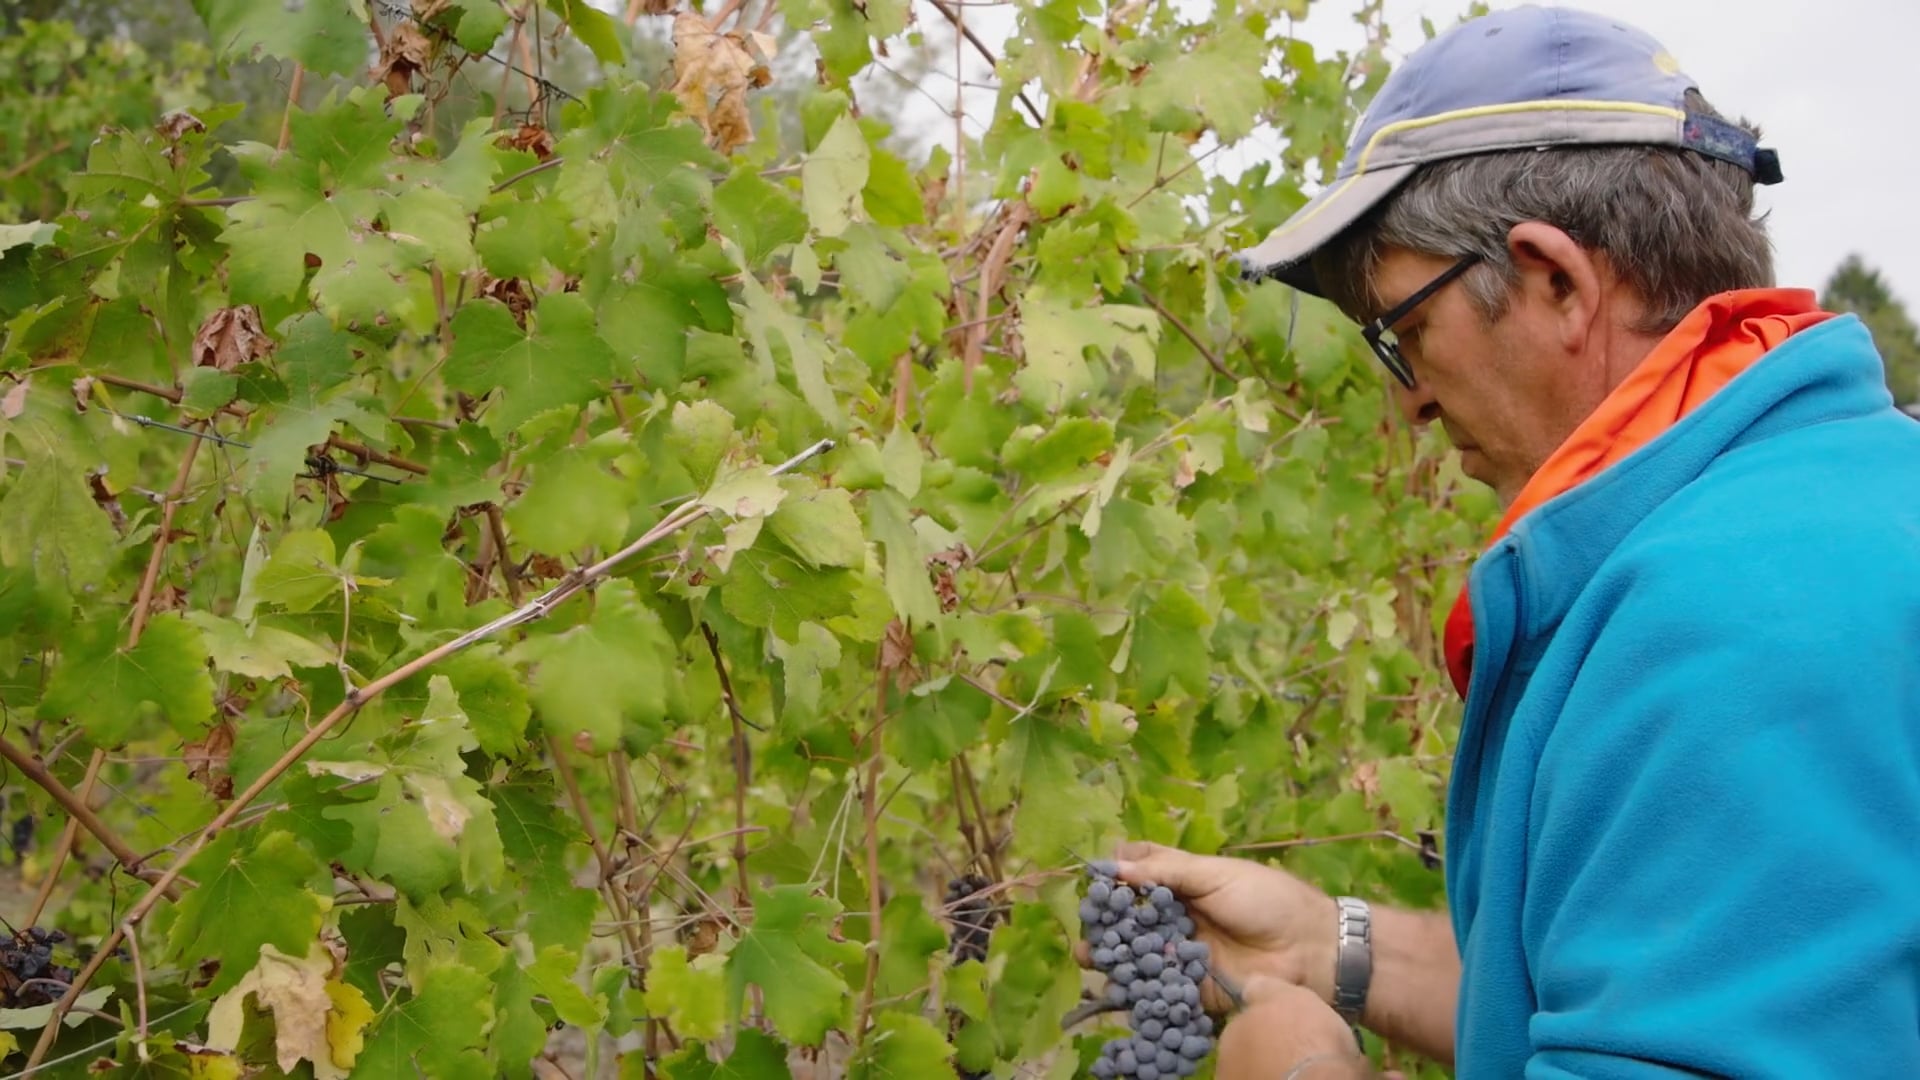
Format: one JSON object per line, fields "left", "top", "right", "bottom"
{"left": 0, "top": 0, "right": 1496, "bottom": 1075}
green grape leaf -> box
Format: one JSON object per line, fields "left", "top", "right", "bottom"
{"left": 351, "top": 962, "right": 493, "bottom": 1079}
{"left": 668, "top": 400, "right": 735, "bottom": 491}
{"left": 849, "top": 1012, "right": 957, "bottom": 1080}
{"left": 737, "top": 271, "right": 842, "bottom": 427}
{"left": 869, "top": 490, "right": 939, "bottom": 626}
{"left": 876, "top": 894, "right": 947, "bottom": 1000}
{"left": 713, "top": 171, "right": 808, "bottom": 268}
{"left": 185, "top": 611, "right": 335, "bottom": 680}
{"left": 888, "top": 676, "right": 989, "bottom": 770}
{"left": 192, "top": 0, "right": 371, "bottom": 76}
{"left": 542, "top": 0, "right": 625, "bottom": 64}
{"left": 720, "top": 548, "right": 859, "bottom": 643}
{"left": 660, "top": 1029, "right": 794, "bottom": 1080}
{"left": 642, "top": 946, "right": 728, "bottom": 1042}
{"left": 1016, "top": 299, "right": 1161, "bottom": 410}
{"left": 993, "top": 720, "right": 1118, "bottom": 865}
{"left": 725, "top": 885, "right": 861, "bottom": 1045}
{"left": 1130, "top": 586, "right": 1213, "bottom": 702}
{"left": 166, "top": 830, "right": 330, "bottom": 996}
{"left": 802, "top": 114, "right": 871, "bottom": 238}
{"left": 768, "top": 487, "right": 865, "bottom": 569}
{"left": 505, "top": 448, "right": 633, "bottom": 556}
{"left": 253, "top": 529, "right": 343, "bottom": 613}
{"left": 441, "top": 650, "right": 533, "bottom": 758}
{"left": 446, "top": 0, "right": 509, "bottom": 52}
{"left": 0, "top": 412, "right": 117, "bottom": 593}
{"left": 489, "top": 957, "right": 547, "bottom": 1078}
{"left": 39, "top": 613, "right": 216, "bottom": 743}
{"left": 861, "top": 147, "right": 926, "bottom": 227}
{"left": 527, "top": 945, "right": 607, "bottom": 1028}
{"left": 520, "top": 581, "right": 675, "bottom": 754}
{"left": 240, "top": 315, "right": 375, "bottom": 514}
{"left": 446, "top": 293, "right": 618, "bottom": 435}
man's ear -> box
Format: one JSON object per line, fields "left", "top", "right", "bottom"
{"left": 1506, "top": 221, "right": 1602, "bottom": 351}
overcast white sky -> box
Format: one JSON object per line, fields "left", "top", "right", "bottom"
{"left": 852, "top": 0, "right": 1919, "bottom": 310}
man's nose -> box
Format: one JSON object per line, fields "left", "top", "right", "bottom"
{"left": 1392, "top": 375, "right": 1441, "bottom": 427}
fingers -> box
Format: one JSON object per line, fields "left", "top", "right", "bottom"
{"left": 1112, "top": 841, "right": 1234, "bottom": 898}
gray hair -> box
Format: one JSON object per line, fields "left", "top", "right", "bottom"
{"left": 1312, "top": 91, "right": 1773, "bottom": 336}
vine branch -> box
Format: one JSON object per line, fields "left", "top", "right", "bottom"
{"left": 22, "top": 439, "right": 838, "bottom": 1070}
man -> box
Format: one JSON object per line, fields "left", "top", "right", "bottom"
{"left": 1103, "top": 5, "right": 1920, "bottom": 1077}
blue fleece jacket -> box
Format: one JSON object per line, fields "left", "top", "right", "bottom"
{"left": 1446, "top": 313, "right": 1920, "bottom": 1077}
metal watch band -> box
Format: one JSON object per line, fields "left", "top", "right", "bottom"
{"left": 1332, "top": 896, "right": 1373, "bottom": 1024}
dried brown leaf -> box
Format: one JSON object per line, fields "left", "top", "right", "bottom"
{"left": 184, "top": 721, "right": 237, "bottom": 800}
{"left": 192, "top": 305, "right": 273, "bottom": 372}
{"left": 1, "top": 379, "right": 27, "bottom": 419}
{"left": 376, "top": 21, "right": 435, "bottom": 99}
{"left": 500, "top": 123, "right": 555, "bottom": 161}
{"left": 668, "top": 12, "right": 762, "bottom": 155}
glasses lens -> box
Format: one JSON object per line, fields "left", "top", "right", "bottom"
{"left": 1373, "top": 331, "right": 1413, "bottom": 389}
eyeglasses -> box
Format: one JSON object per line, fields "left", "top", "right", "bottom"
{"left": 1359, "top": 254, "right": 1482, "bottom": 390}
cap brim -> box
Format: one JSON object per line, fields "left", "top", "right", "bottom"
{"left": 1233, "top": 163, "right": 1418, "bottom": 297}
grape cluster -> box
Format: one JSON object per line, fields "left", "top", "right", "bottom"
{"left": 943, "top": 873, "right": 1000, "bottom": 965}
{"left": 0, "top": 927, "right": 74, "bottom": 1008}
{"left": 1078, "top": 863, "right": 1215, "bottom": 1078}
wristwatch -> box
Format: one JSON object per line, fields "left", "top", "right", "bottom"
{"left": 1331, "top": 896, "right": 1373, "bottom": 1024}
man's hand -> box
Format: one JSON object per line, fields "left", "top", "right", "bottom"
{"left": 1216, "top": 978, "right": 1397, "bottom": 1080}
{"left": 1096, "top": 841, "right": 1340, "bottom": 1013}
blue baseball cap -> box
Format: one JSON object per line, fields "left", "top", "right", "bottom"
{"left": 1237, "top": 4, "right": 1782, "bottom": 297}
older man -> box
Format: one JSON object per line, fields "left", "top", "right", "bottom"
{"left": 1113, "top": 5, "right": 1920, "bottom": 1078}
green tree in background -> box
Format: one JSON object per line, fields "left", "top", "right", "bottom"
{"left": 1821, "top": 253, "right": 1920, "bottom": 405}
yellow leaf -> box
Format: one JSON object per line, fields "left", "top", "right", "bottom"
{"left": 184, "top": 1048, "right": 244, "bottom": 1079}
{"left": 325, "top": 978, "right": 375, "bottom": 1070}
{"left": 207, "top": 943, "right": 367, "bottom": 1080}
{"left": 0, "top": 1031, "right": 18, "bottom": 1061}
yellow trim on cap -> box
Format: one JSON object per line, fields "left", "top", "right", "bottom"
{"left": 1263, "top": 99, "right": 1686, "bottom": 244}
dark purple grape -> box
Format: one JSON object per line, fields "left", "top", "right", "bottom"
{"left": 1091, "top": 1058, "right": 1115, "bottom": 1079}
{"left": 1175, "top": 940, "right": 1206, "bottom": 962}
{"left": 1112, "top": 962, "right": 1137, "bottom": 985}
{"left": 1080, "top": 899, "right": 1102, "bottom": 925}
{"left": 1175, "top": 916, "right": 1195, "bottom": 936}
{"left": 1139, "top": 1018, "right": 1164, "bottom": 1040}
{"left": 1136, "top": 905, "right": 1160, "bottom": 926}
{"left": 1196, "top": 1014, "right": 1213, "bottom": 1036}
{"left": 1157, "top": 1048, "right": 1179, "bottom": 1072}
{"left": 1114, "top": 917, "right": 1139, "bottom": 940}
{"left": 1179, "top": 1035, "right": 1210, "bottom": 1059}
{"left": 1150, "top": 998, "right": 1169, "bottom": 1018}
{"left": 1113, "top": 942, "right": 1132, "bottom": 962}
{"left": 1138, "top": 1065, "right": 1160, "bottom": 1080}
{"left": 1117, "top": 1049, "right": 1137, "bottom": 1074}
{"left": 1109, "top": 886, "right": 1135, "bottom": 910}
{"left": 1160, "top": 1026, "right": 1184, "bottom": 1050}
{"left": 1089, "top": 859, "right": 1120, "bottom": 878}
{"left": 1102, "top": 929, "right": 1122, "bottom": 948}
{"left": 1092, "top": 947, "right": 1116, "bottom": 968}
{"left": 1168, "top": 1003, "right": 1189, "bottom": 1025}
{"left": 1183, "top": 959, "right": 1206, "bottom": 980}
{"left": 1138, "top": 931, "right": 1165, "bottom": 955}
{"left": 1137, "top": 953, "right": 1164, "bottom": 978}
{"left": 1149, "top": 885, "right": 1175, "bottom": 908}
{"left": 1088, "top": 880, "right": 1112, "bottom": 905}
{"left": 1106, "top": 981, "right": 1130, "bottom": 1005}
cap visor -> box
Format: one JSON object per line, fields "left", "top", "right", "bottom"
{"left": 1234, "top": 163, "right": 1417, "bottom": 297}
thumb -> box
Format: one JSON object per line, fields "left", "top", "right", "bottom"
{"left": 1113, "top": 841, "right": 1230, "bottom": 897}
{"left": 1237, "top": 974, "right": 1319, "bottom": 1009}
